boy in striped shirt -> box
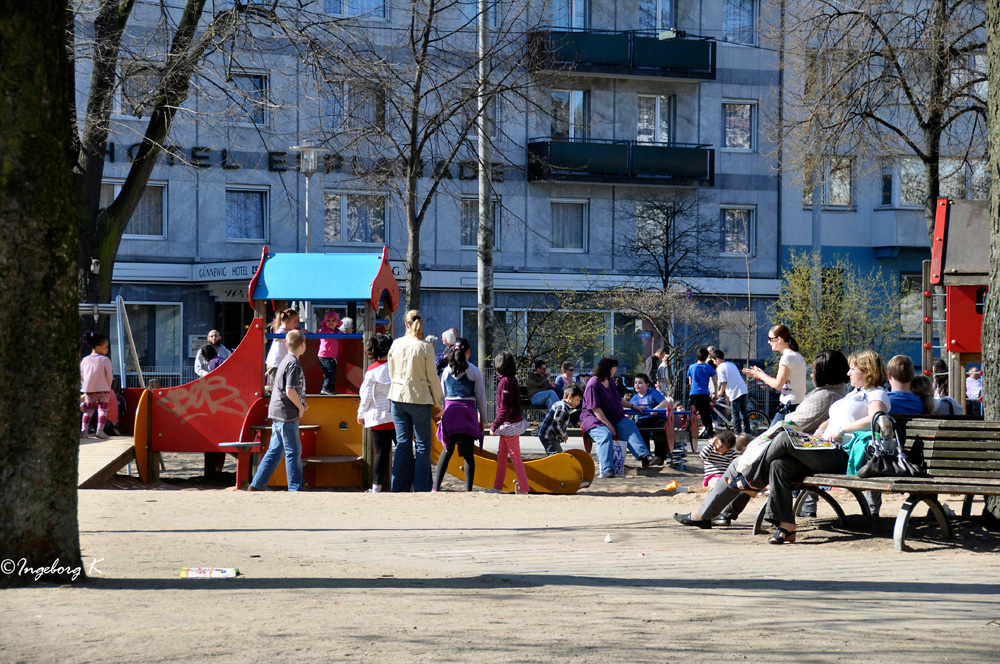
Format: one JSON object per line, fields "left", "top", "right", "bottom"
{"left": 700, "top": 430, "right": 737, "bottom": 488}
{"left": 537, "top": 384, "right": 584, "bottom": 455}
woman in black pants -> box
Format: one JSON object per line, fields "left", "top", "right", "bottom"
{"left": 357, "top": 334, "right": 396, "bottom": 492}
{"left": 434, "top": 338, "right": 488, "bottom": 491}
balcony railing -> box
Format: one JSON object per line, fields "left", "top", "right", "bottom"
{"left": 528, "top": 28, "right": 715, "bottom": 80}
{"left": 527, "top": 137, "right": 714, "bottom": 186}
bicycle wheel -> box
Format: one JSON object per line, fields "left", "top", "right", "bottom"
{"left": 746, "top": 410, "right": 770, "bottom": 436}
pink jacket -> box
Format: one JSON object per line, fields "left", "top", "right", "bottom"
{"left": 80, "top": 354, "right": 113, "bottom": 393}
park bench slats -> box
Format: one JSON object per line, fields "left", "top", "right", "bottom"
{"left": 923, "top": 441, "right": 1000, "bottom": 451}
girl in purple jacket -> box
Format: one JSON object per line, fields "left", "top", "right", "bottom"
{"left": 488, "top": 351, "right": 529, "bottom": 494}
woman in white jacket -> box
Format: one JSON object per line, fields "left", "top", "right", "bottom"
{"left": 357, "top": 334, "right": 395, "bottom": 492}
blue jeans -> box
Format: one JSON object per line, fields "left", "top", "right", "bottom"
{"left": 250, "top": 420, "right": 303, "bottom": 491}
{"left": 588, "top": 418, "right": 651, "bottom": 474}
{"left": 531, "top": 390, "right": 560, "bottom": 410}
{"left": 731, "top": 394, "right": 751, "bottom": 434}
{"left": 391, "top": 401, "right": 433, "bottom": 492}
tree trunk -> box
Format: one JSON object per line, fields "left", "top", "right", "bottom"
{"left": 405, "top": 199, "right": 421, "bottom": 312}
{"left": 0, "top": 0, "right": 86, "bottom": 585}
{"left": 981, "top": 0, "right": 1000, "bottom": 526}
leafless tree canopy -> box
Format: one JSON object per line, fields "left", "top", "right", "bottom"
{"left": 766, "top": 0, "right": 987, "bottom": 239}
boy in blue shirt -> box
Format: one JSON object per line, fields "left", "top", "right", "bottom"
{"left": 688, "top": 346, "right": 716, "bottom": 438}
{"left": 630, "top": 373, "right": 667, "bottom": 463}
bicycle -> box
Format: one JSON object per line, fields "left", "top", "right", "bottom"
{"left": 707, "top": 398, "right": 769, "bottom": 436}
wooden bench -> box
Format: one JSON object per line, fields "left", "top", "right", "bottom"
{"left": 751, "top": 417, "right": 999, "bottom": 551}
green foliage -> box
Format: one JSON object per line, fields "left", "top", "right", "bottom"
{"left": 773, "top": 251, "right": 903, "bottom": 363}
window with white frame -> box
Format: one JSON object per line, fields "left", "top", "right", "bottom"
{"left": 803, "top": 157, "right": 853, "bottom": 208}
{"left": 551, "top": 200, "right": 588, "bottom": 251}
{"left": 638, "top": 0, "right": 672, "bottom": 31}
{"left": 637, "top": 94, "right": 673, "bottom": 144}
{"left": 719, "top": 206, "right": 755, "bottom": 255}
{"left": 228, "top": 72, "right": 269, "bottom": 125}
{"left": 325, "top": 193, "right": 386, "bottom": 244}
{"left": 722, "top": 100, "right": 756, "bottom": 150}
{"left": 461, "top": 198, "right": 501, "bottom": 248}
{"left": 461, "top": 0, "right": 500, "bottom": 27}
{"left": 100, "top": 182, "right": 166, "bottom": 238}
{"left": 324, "top": 81, "right": 385, "bottom": 132}
{"left": 882, "top": 157, "right": 989, "bottom": 207}
{"left": 225, "top": 188, "right": 268, "bottom": 240}
{"left": 552, "top": 0, "right": 588, "bottom": 28}
{"left": 114, "top": 62, "right": 161, "bottom": 118}
{"left": 324, "top": 0, "right": 387, "bottom": 19}
{"left": 462, "top": 87, "right": 501, "bottom": 138}
{"left": 550, "top": 90, "right": 589, "bottom": 139}
{"left": 723, "top": 0, "right": 756, "bottom": 45}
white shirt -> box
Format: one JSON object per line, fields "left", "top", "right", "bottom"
{"left": 827, "top": 386, "right": 889, "bottom": 434}
{"left": 778, "top": 351, "right": 807, "bottom": 405}
{"left": 714, "top": 361, "right": 748, "bottom": 401}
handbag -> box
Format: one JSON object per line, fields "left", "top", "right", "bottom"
{"left": 856, "top": 412, "right": 925, "bottom": 478}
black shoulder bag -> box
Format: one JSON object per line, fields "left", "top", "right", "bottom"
{"left": 857, "top": 412, "right": 925, "bottom": 478}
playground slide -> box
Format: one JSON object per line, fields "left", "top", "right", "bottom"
{"left": 430, "top": 437, "right": 594, "bottom": 494}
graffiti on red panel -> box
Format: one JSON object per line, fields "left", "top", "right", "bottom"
{"left": 159, "top": 376, "right": 248, "bottom": 423}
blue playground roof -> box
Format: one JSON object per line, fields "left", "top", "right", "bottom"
{"left": 249, "top": 248, "right": 399, "bottom": 311}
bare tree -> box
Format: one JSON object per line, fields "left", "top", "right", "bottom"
{"left": 307, "top": 0, "right": 544, "bottom": 312}
{"left": 618, "top": 191, "right": 720, "bottom": 291}
{"left": 768, "top": 0, "right": 987, "bottom": 241}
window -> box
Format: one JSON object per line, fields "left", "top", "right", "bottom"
{"left": 551, "top": 90, "right": 589, "bottom": 139}
{"left": 225, "top": 189, "right": 268, "bottom": 240}
{"left": 638, "top": 0, "right": 672, "bottom": 32}
{"left": 718, "top": 311, "right": 755, "bottom": 361}
{"left": 720, "top": 206, "right": 755, "bottom": 255}
{"left": 100, "top": 182, "right": 165, "bottom": 238}
{"left": 325, "top": 193, "right": 386, "bottom": 244}
{"left": 899, "top": 273, "right": 943, "bottom": 338}
{"left": 884, "top": 157, "right": 989, "bottom": 206}
{"left": 637, "top": 95, "right": 673, "bottom": 144}
{"left": 115, "top": 63, "right": 161, "bottom": 118}
{"left": 802, "top": 157, "right": 853, "bottom": 208}
{"left": 324, "top": 81, "right": 385, "bottom": 132}
{"left": 324, "top": 0, "right": 387, "bottom": 19}
{"left": 462, "top": 88, "right": 501, "bottom": 139}
{"left": 109, "top": 302, "right": 183, "bottom": 371}
{"left": 551, "top": 200, "right": 587, "bottom": 251}
{"left": 635, "top": 202, "right": 675, "bottom": 245}
{"left": 461, "top": 0, "right": 500, "bottom": 27}
{"left": 460, "top": 198, "right": 501, "bottom": 248}
{"left": 723, "top": 0, "right": 756, "bottom": 45}
{"left": 552, "top": 0, "right": 587, "bottom": 28}
{"left": 229, "top": 73, "right": 268, "bottom": 125}
{"left": 722, "top": 101, "right": 756, "bottom": 151}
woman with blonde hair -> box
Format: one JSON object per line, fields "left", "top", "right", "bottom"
{"left": 388, "top": 310, "right": 443, "bottom": 492}
{"left": 722, "top": 350, "right": 888, "bottom": 544}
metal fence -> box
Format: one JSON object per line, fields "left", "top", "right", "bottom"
{"left": 122, "top": 366, "right": 197, "bottom": 389}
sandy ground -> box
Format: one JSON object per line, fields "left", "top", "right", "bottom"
{"left": 3, "top": 438, "right": 1000, "bottom": 664}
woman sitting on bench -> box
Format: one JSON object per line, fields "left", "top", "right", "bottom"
{"left": 745, "top": 350, "right": 887, "bottom": 545}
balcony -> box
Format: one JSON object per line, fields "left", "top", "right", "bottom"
{"left": 527, "top": 137, "right": 714, "bottom": 186}
{"left": 528, "top": 28, "right": 715, "bottom": 81}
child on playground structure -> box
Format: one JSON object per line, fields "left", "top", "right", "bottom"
{"left": 537, "top": 384, "right": 584, "bottom": 455}
{"left": 687, "top": 347, "right": 717, "bottom": 438}
{"left": 265, "top": 308, "right": 300, "bottom": 388}
{"left": 317, "top": 310, "right": 342, "bottom": 395}
{"left": 434, "top": 338, "right": 488, "bottom": 491}
{"left": 357, "top": 333, "right": 395, "bottom": 493}
{"left": 488, "top": 350, "right": 530, "bottom": 494}
{"left": 80, "top": 331, "right": 113, "bottom": 439}
{"left": 700, "top": 430, "right": 737, "bottom": 488}
{"left": 629, "top": 373, "right": 669, "bottom": 462}
{"left": 249, "top": 329, "right": 308, "bottom": 492}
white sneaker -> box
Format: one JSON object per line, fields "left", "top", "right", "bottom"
{"left": 79, "top": 430, "right": 88, "bottom": 439}
{"left": 95, "top": 430, "right": 110, "bottom": 440}
{"left": 599, "top": 470, "right": 616, "bottom": 479}
{"left": 481, "top": 488, "right": 501, "bottom": 493}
